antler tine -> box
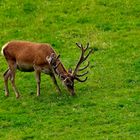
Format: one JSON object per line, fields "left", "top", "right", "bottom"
{"left": 78, "top": 61, "right": 90, "bottom": 71}
{"left": 83, "top": 48, "right": 93, "bottom": 61}
{"left": 73, "top": 44, "right": 85, "bottom": 75}
{"left": 84, "top": 42, "right": 89, "bottom": 52}
{"left": 75, "top": 77, "right": 88, "bottom": 82}
{"left": 76, "top": 71, "right": 89, "bottom": 77}
{"left": 76, "top": 43, "right": 83, "bottom": 49}
{"left": 74, "top": 48, "right": 92, "bottom": 74}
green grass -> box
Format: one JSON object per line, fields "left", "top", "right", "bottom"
{"left": 0, "top": 0, "right": 140, "bottom": 139}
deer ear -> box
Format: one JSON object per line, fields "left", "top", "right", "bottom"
{"left": 46, "top": 56, "right": 51, "bottom": 64}
{"left": 46, "top": 53, "right": 54, "bottom": 64}
{"left": 46, "top": 53, "right": 56, "bottom": 65}
{"left": 68, "top": 68, "right": 72, "bottom": 74}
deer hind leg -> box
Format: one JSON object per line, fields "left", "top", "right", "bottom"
{"left": 50, "top": 72, "right": 61, "bottom": 95}
{"left": 8, "top": 60, "right": 20, "bottom": 98}
{"left": 3, "top": 69, "right": 12, "bottom": 97}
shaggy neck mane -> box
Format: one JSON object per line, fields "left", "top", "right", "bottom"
{"left": 54, "top": 60, "right": 68, "bottom": 77}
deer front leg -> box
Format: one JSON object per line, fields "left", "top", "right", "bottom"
{"left": 34, "top": 69, "right": 41, "bottom": 96}
{"left": 50, "top": 72, "right": 61, "bottom": 95}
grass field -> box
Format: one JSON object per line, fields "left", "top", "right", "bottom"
{"left": 0, "top": 0, "right": 140, "bottom": 139}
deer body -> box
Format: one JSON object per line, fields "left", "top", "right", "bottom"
{"left": 1, "top": 40, "right": 93, "bottom": 98}
{"left": 2, "top": 41, "right": 54, "bottom": 72}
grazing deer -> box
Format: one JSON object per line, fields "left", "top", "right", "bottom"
{"left": 1, "top": 40, "right": 93, "bottom": 98}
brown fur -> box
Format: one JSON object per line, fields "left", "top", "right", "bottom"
{"left": 2, "top": 40, "right": 68, "bottom": 98}
{"left": 2, "top": 41, "right": 91, "bottom": 98}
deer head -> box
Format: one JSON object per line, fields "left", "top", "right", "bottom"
{"left": 49, "top": 43, "right": 93, "bottom": 96}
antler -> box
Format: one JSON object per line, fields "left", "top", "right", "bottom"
{"left": 73, "top": 43, "right": 93, "bottom": 82}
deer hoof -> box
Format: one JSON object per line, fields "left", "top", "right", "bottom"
{"left": 5, "top": 93, "right": 9, "bottom": 97}
{"left": 37, "top": 94, "right": 40, "bottom": 97}
{"left": 16, "top": 94, "right": 20, "bottom": 99}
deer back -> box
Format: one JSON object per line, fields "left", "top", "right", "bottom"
{"left": 3, "top": 41, "right": 55, "bottom": 65}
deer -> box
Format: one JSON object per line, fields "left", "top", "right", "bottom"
{"left": 1, "top": 40, "right": 93, "bottom": 98}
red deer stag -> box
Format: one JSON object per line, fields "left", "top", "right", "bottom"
{"left": 1, "top": 41, "right": 93, "bottom": 98}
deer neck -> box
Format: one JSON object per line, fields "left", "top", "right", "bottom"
{"left": 54, "top": 61, "right": 68, "bottom": 78}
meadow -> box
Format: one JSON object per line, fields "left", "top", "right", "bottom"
{"left": 0, "top": 0, "right": 140, "bottom": 139}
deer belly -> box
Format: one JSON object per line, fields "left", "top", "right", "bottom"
{"left": 17, "top": 63, "right": 34, "bottom": 72}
